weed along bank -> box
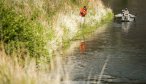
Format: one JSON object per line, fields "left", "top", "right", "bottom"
{"left": 0, "top": 0, "right": 113, "bottom": 84}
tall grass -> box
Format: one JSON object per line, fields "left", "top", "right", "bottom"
{"left": 0, "top": 0, "right": 113, "bottom": 84}
{"left": 0, "top": 42, "right": 71, "bottom": 84}
{"left": 0, "top": 0, "right": 88, "bottom": 60}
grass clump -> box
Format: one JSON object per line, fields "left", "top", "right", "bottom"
{"left": 0, "top": 0, "right": 49, "bottom": 60}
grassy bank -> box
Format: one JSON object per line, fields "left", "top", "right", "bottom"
{"left": 0, "top": 0, "right": 113, "bottom": 83}
{"left": 74, "top": 12, "right": 113, "bottom": 40}
{"left": 62, "top": 12, "right": 113, "bottom": 49}
{"left": 0, "top": 0, "right": 113, "bottom": 62}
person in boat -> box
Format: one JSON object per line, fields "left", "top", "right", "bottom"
{"left": 122, "top": 9, "right": 125, "bottom": 20}
{"left": 122, "top": 8, "right": 130, "bottom": 21}
{"left": 124, "top": 8, "right": 129, "bottom": 15}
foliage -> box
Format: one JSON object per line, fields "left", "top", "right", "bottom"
{"left": 74, "top": 12, "right": 113, "bottom": 40}
{"left": 0, "top": 0, "right": 114, "bottom": 84}
{"left": 0, "top": 1, "right": 49, "bottom": 58}
{"left": 0, "top": 0, "right": 113, "bottom": 64}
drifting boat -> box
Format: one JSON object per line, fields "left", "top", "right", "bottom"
{"left": 114, "top": 13, "right": 136, "bottom": 22}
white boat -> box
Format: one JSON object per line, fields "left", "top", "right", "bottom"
{"left": 114, "top": 13, "right": 136, "bottom": 22}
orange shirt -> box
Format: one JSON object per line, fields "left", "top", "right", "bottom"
{"left": 80, "top": 8, "right": 87, "bottom": 17}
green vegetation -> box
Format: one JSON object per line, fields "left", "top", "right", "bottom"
{"left": 0, "top": 0, "right": 49, "bottom": 61}
{"left": 0, "top": 0, "right": 113, "bottom": 65}
{"left": 62, "top": 12, "right": 113, "bottom": 50}
{"left": 0, "top": 0, "right": 113, "bottom": 83}
{"left": 0, "top": 0, "right": 113, "bottom": 58}
{"left": 0, "top": 0, "right": 90, "bottom": 61}
{"left": 74, "top": 12, "right": 113, "bottom": 40}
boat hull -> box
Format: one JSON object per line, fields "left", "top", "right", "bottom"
{"left": 114, "top": 13, "right": 136, "bottom": 22}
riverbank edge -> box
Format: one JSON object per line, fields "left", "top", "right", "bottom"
{"left": 62, "top": 12, "right": 113, "bottom": 50}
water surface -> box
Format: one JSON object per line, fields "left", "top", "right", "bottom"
{"left": 63, "top": 0, "right": 146, "bottom": 84}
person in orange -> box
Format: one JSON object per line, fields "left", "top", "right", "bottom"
{"left": 80, "top": 6, "right": 87, "bottom": 17}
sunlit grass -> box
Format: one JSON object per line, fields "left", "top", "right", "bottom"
{"left": 74, "top": 12, "right": 113, "bottom": 40}
{"left": 0, "top": 42, "right": 71, "bottom": 84}
{"left": 0, "top": 0, "right": 113, "bottom": 84}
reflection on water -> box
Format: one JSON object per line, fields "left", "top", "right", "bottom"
{"left": 121, "top": 22, "right": 132, "bottom": 34}
{"left": 113, "top": 21, "right": 133, "bottom": 34}
{"left": 79, "top": 41, "right": 86, "bottom": 54}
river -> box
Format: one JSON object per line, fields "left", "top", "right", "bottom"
{"left": 62, "top": 0, "right": 146, "bottom": 84}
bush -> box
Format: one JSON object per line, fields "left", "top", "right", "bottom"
{"left": 0, "top": 1, "right": 49, "bottom": 59}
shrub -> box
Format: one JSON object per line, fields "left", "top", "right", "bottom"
{"left": 0, "top": 1, "right": 49, "bottom": 59}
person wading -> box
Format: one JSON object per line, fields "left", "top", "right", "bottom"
{"left": 79, "top": 6, "right": 87, "bottom": 53}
